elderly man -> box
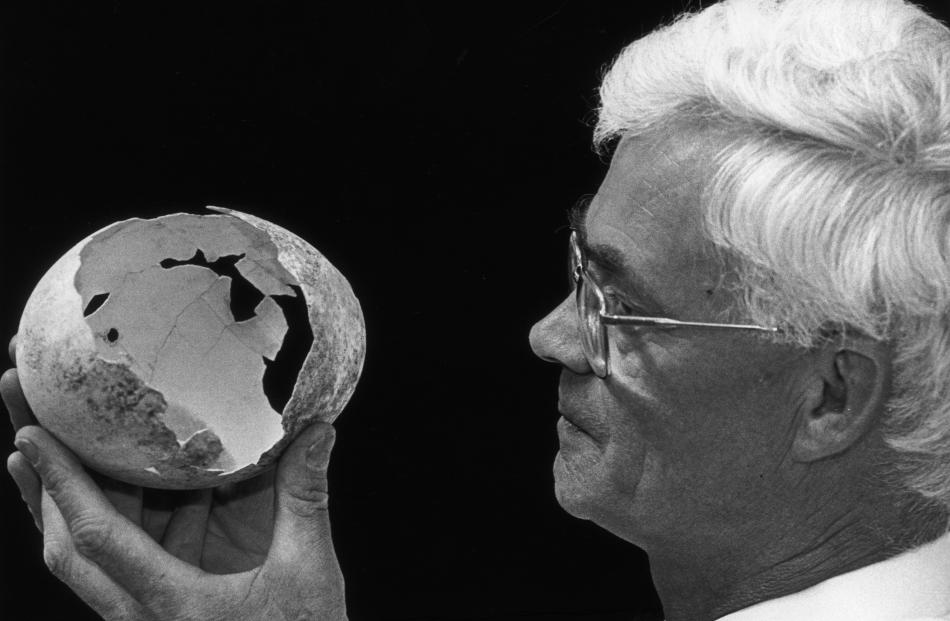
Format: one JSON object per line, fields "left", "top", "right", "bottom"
{"left": 4, "top": 0, "right": 950, "bottom": 619}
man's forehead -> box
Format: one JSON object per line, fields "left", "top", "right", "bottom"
{"left": 581, "top": 123, "right": 736, "bottom": 313}
{"left": 584, "top": 125, "right": 726, "bottom": 244}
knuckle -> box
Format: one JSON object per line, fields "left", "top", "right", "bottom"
{"left": 41, "top": 464, "right": 71, "bottom": 493}
{"left": 282, "top": 485, "right": 330, "bottom": 518}
{"left": 71, "top": 514, "right": 114, "bottom": 559}
{"left": 43, "top": 541, "right": 70, "bottom": 580}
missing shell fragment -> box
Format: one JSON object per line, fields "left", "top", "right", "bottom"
{"left": 17, "top": 208, "right": 366, "bottom": 489}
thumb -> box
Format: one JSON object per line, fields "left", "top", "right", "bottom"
{"left": 267, "top": 421, "right": 338, "bottom": 572}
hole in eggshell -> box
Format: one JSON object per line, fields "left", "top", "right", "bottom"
{"left": 160, "top": 250, "right": 312, "bottom": 413}
{"left": 262, "top": 284, "right": 313, "bottom": 414}
{"left": 84, "top": 292, "right": 110, "bottom": 317}
{"left": 160, "top": 250, "right": 263, "bottom": 322}
{"left": 106, "top": 328, "right": 119, "bottom": 342}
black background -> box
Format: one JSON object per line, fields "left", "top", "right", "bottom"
{"left": 2, "top": 2, "right": 948, "bottom": 620}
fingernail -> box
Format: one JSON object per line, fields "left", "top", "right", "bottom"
{"left": 14, "top": 438, "right": 39, "bottom": 466}
{"left": 306, "top": 427, "right": 335, "bottom": 471}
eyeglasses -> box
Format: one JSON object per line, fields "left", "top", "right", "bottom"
{"left": 570, "top": 230, "right": 778, "bottom": 378}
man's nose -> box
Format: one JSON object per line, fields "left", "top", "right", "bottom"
{"left": 529, "top": 295, "right": 592, "bottom": 374}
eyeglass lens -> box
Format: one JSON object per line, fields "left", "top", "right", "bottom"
{"left": 570, "top": 232, "right": 609, "bottom": 377}
{"left": 576, "top": 273, "right": 608, "bottom": 377}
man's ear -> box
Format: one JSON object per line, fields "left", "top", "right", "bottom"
{"left": 792, "top": 337, "right": 891, "bottom": 462}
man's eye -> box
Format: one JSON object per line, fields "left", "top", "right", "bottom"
{"left": 603, "top": 287, "right": 644, "bottom": 316}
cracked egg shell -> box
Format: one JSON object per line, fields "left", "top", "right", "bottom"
{"left": 16, "top": 207, "right": 365, "bottom": 489}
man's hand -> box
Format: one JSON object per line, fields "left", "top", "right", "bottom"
{"left": 2, "top": 336, "right": 347, "bottom": 621}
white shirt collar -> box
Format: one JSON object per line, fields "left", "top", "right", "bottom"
{"left": 716, "top": 530, "right": 950, "bottom": 621}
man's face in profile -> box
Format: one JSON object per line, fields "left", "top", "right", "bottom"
{"left": 530, "top": 124, "right": 818, "bottom": 556}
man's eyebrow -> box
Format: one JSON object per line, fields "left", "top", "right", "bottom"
{"left": 587, "top": 241, "right": 669, "bottom": 313}
{"left": 568, "top": 199, "right": 669, "bottom": 314}
{"left": 568, "top": 196, "right": 635, "bottom": 277}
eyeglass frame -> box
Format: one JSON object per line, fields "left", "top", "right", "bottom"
{"left": 569, "top": 229, "right": 779, "bottom": 378}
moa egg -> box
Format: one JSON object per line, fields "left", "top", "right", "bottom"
{"left": 16, "top": 207, "right": 365, "bottom": 489}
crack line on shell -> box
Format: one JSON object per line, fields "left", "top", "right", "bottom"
{"left": 146, "top": 279, "right": 283, "bottom": 384}
{"left": 89, "top": 265, "right": 251, "bottom": 373}
{"left": 85, "top": 255, "right": 278, "bottom": 382}
{"left": 145, "top": 279, "right": 223, "bottom": 383}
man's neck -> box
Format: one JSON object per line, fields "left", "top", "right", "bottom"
{"left": 644, "top": 491, "right": 942, "bottom": 621}
{"left": 650, "top": 519, "right": 891, "bottom": 620}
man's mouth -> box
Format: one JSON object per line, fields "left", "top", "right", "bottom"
{"left": 558, "top": 409, "right": 588, "bottom": 433}
{"left": 556, "top": 406, "right": 604, "bottom": 443}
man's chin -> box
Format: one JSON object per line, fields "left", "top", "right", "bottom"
{"left": 552, "top": 438, "right": 649, "bottom": 533}
{"left": 552, "top": 450, "right": 600, "bottom": 519}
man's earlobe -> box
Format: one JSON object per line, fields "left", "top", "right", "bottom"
{"left": 792, "top": 344, "right": 890, "bottom": 462}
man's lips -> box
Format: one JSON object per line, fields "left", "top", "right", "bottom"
{"left": 557, "top": 405, "right": 604, "bottom": 441}
{"left": 558, "top": 408, "right": 588, "bottom": 432}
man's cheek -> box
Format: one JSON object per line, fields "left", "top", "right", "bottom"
{"left": 602, "top": 431, "right": 651, "bottom": 499}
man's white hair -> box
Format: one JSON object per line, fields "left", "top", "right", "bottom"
{"left": 597, "top": 0, "right": 950, "bottom": 521}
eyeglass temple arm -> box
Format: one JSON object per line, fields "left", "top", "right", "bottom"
{"left": 601, "top": 314, "right": 779, "bottom": 332}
